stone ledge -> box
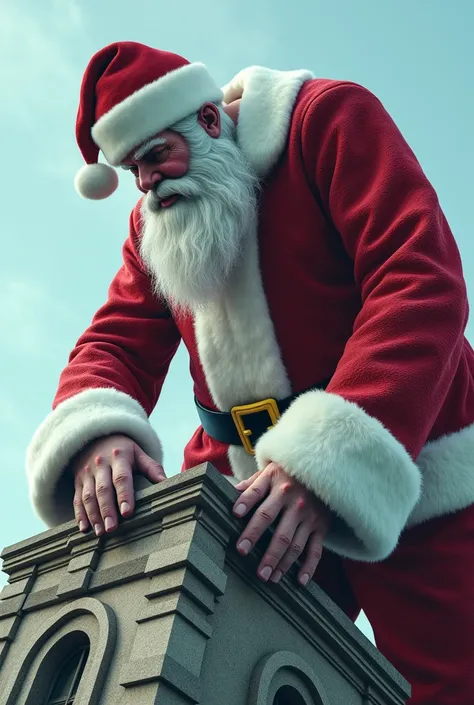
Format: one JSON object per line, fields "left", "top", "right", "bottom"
{"left": 1, "top": 463, "right": 410, "bottom": 703}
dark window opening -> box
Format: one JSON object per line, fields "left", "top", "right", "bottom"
{"left": 273, "top": 684, "right": 307, "bottom": 705}
{"left": 44, "top": 643, "right": 89, "bottom": 705}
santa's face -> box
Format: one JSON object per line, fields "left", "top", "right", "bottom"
{"left": 121, "top": 129, "right": 191, "bottom": 208}
{"left": 122, "top": 103, "right": 259, "bottom": 312}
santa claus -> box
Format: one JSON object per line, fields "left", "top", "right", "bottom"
{"left": 26, "top": 41, "right": 474, "bottom": 703}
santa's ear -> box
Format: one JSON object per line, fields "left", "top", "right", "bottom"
{"left": 197, "top": 103, "right": 221, "bottom": 138}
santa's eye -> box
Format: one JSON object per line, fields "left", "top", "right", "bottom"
{"left": 149, "top": 147, "right": 169, "bottom": 163}
{"left": 122, "top": 165, "right": 138, "bottom": 176}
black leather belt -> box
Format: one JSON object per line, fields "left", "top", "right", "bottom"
{"left": 195, "top": 379, "right": 330, "bottom": 456}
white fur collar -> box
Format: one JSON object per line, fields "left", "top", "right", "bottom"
{"left": 222, "top": 66, "right": 314, "bottom": 177}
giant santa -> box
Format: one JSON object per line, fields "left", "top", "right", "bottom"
{"left": 26, "top": 42, "right": 474, "bottom": 703}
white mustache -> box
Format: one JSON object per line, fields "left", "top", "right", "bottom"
{"left": 153, "top": 177, "right": 202, "bottom": 202}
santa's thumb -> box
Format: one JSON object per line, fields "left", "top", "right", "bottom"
{"left": 135, "top": 447, "right": 167, "bottom": 483}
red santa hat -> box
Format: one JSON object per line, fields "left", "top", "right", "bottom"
{"left": 74, "top": 41, "right": 223, "bottom": 200}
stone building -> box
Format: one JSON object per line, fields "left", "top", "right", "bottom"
{"left": 0, "top": 464, "right": 409, "bottom": 704}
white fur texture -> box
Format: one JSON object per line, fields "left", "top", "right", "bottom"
{"left": 189, "top": 67, "right": 423, "bottom": 560}
{"left": 192, "top": 210, "right": 474, "bottom": 556}
{"left": 408, "top": 422, "right": 474, "bottom": 526}
{"left": 192, "top": 66, "right": 307, "bottom": 479}
{"left": 74, "top": 163, "right": 119, "bottom": 200}
{"left": 26, "top": 388, "right": 163, "bottom": 526}
{"left": 255, "top": 391, "right": 422, "bottom": 561}
{"left": 139, "top": 109, "right": 259, "bottom": 312}
{"left": 193, "top": 226, "right": 291, "bottom": 411}
{"left": 191, "top": 66, "right": 474, "bottom": 557}
{"left": 92, "top": 63, "right": 222, "bottom": 165}
{"left": 222, "top": 66, "right": 313, "bottom": 177}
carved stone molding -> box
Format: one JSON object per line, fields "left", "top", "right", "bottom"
{"left": 1, "top": 464, "right": 410, "bottom": 704}
{"left": 118, "top": 508, "right": 228, "bottom": 703}
{"left": 0, "top": 567, "right": 37, "bottom": 668}
{"left": 4, "top": 596, "right": 116, "bottom": 705}
{"left": 248, "top": 650, "right": 331, "bottom": 704}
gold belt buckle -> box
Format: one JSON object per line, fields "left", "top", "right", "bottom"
{"left": 231, "top": 398, "right": 281, "bottom": 455}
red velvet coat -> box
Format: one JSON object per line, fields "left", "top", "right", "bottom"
{"left": 27, "top": 67, "right": 474, "bottom": 562}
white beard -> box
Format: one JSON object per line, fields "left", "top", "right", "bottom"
{"left": 139, "top": 111, "right": 259, "bottom": 313}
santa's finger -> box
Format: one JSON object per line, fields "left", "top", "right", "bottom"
{"left": 255, "top": 508, "right": 302, "bottom": 582}
{"left": 269, "top": 522, "right": 312, "bottom": 584}
{"left": 95, "top": 465, "right": 118, "bottom": 533}
{"left": 111, "top": 452, "right": 135, "bottom": 518}
{"left": 297, "top": 529, "right": 325, "bottom": 586}
{"left": 235, "top": 484, "right": 286, "bottom": 561}
{"left": 73, "top": 486, "right": 89, "bottom": 533}
{"left": 234, "top": 469, "right": 262, "bottom": 491}
{"left": 232, "top": 468, "right": 272, "bottom": 518}
{"left": 82, "top": 475, "right": 104, "bottom": 537}
{"left": 134, "top": 446, "right": 167, "bottom": 483}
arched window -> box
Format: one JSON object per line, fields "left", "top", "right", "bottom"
{"left": 5, "top": 598, "right": 114, "bottom": 705}
{"left": 273, "top": 684, "right": 307, "bottom": 705}
{"left": 249, "top": 651, "right": 330, "bottom": 705}
{"left": 42, "top": 637, "right": 89, "bottom": 705}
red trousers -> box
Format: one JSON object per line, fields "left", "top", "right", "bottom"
{"left": 314, "top": 504, "right": 474, "bottom": 704}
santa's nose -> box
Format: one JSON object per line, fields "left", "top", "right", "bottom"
{"left": 138, "top": 167, "right": 163, "bottom": 193}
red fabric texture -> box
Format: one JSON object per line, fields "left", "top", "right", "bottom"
{"left": 56, "top": 78, "right": 474, "bottom": 471}
{"left": 76, "top": 42, "right": 189, "bottom": 165}
{"left": 55, "top": 211, "right": 181, "bottom": 414}
{"left": 315, "top": 505, "right": 474, "bottom": 704}
{"left": 52, "top": 78, "right": 474, "bottom": 701}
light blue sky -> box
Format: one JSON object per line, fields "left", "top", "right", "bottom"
{"left": 1, "top": 0, "right": 472, "bottom": 643}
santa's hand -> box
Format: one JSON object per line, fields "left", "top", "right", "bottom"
{"left": 232, "top": 462, "right": 331, "bottom": 586}
{"left": 72, "top": 434, "right": 166, "bottom": 537}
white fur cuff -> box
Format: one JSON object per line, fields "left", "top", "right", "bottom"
{"left": 255, "top": 391, "right": 422, "bottom": 561}
{"left": 26, "top": 388, "right": 163, "bottom": 527}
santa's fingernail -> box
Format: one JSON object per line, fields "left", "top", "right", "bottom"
{"left": 271, "top": 570, "right": 283, "bottom": 583}
{"left": 237, "top": 539, "right": 252, "bottom": 555}
{"left": 300, "top": 573, "right": 310, "bottom": 586}
{"left": 120, "top": 502, "right": 130, "bottom": 515}
{"left": 259, "top": 566, "right": 272, "bottom": 581}
{"left": 234, "top": 503, "right": 246, "bottom": 517}
{"left": 79, "top": 521, "right": 87, "bottom": 532}
{"left": 94, "top": 524, "right": 103, "bottom": 536}
{"left": 104, "top": 517, "right": 114, "bottom": 532}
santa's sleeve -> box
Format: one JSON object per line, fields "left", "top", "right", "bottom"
{"left": 255, "top": 82, "right": 469, "bottom": 561}
{"left": 26, "top": 206, "right": 181, "bottom": 527}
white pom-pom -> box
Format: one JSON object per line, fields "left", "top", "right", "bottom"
{"left": 74, "top": 163, "right": 119, "bottom": 200}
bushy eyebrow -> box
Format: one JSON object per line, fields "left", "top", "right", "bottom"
{"left": 120, "top": 137, "right": 168, "bottom": 170}
{"left": 133, "top": 136, "right": 167, "bottom": 161}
